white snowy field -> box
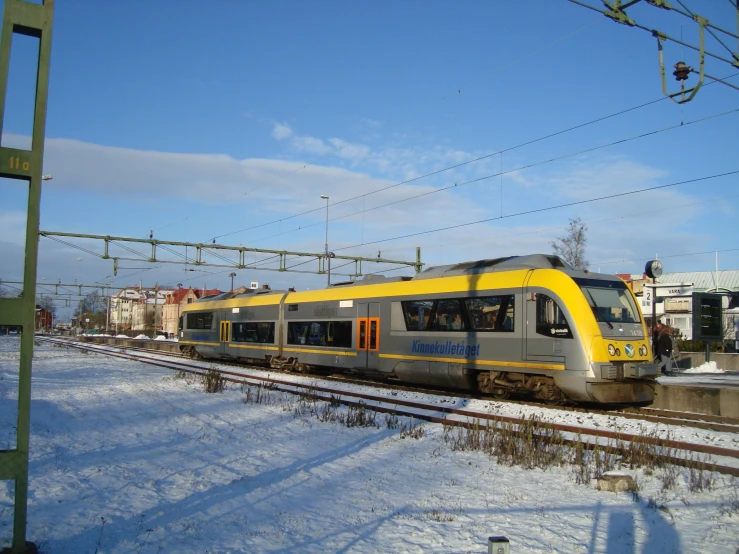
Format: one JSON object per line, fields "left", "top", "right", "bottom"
{"left": 1, "top": 337, "right": 738, "bottom": 553}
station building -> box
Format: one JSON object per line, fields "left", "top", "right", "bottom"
{"left": 624, "top": 270, "right": 739, "bottom": 344}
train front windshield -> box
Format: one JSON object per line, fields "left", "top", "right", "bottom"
{"left": 574, "top": 278, "right": 641, "bottom": 324}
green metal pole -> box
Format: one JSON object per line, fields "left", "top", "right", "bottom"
{"left": 0, "top": 1, "right": 55, "bottom": 552}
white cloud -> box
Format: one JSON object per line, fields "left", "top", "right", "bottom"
{"left": 291, "top": 135, "right": 333, "bottom": 156}
{"left": 4, "top": 130, "right": 728, "bottom": 288}
{"left": 546, "top": 157, "right": 668, "bottom": 201}
{"left": 360, "top": 117, "right": 382, "bottom": 128}
{"left": 328, "top": 138, "right": 370, "bottom": 161}
{"left": 271, "top": 122, "right": 293, "bottom": 140}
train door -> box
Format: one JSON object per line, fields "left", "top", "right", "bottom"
{"left": 524, "top": 281, "right": 568, "bottom": 364}
{"left": 357, "top": 302, "right": 380, "bottom": 370}
{"left": 219, "top": 317, "right": 231, "bottom": 356}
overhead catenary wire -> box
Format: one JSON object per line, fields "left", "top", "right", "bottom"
{"left": 243, "top": 106, "right": 739, "bottom": 248}
{"left": 675, "top": 0, "right": 738, "bottom": 56}
{"left": 592, "top": 247, "right": 739, "bottom": 268}
{"left": 330, "top": 169, "right": 739, "bottom": 251}
{"left": 210, "top": 96, "right": 667, "bottom": 243}
{"left": 567, "top": 0, "right": 739, "bottom": 66}
{"left": 211, "top": 72, "right": 736, "bottom": 246}
{"left": 421, "top": 191, "right": 739, "bottom": 253}
{"left": 44, "top": 107, "right": 738, "bottom": 282}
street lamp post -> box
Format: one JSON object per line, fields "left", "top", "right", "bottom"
{"left": 229, "top": 272, "right": 237, "bottom": 292}
{"left": 320, "top": 194, "right": 330, "bottom": 286}
{"left": 176, "top": 283, "right": 183, "bottom": 338}
{"left": 75, "top": 257, "right": 82, "bottom": 285}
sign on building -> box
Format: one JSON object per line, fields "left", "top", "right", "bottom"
{"left": 692, "top": 292, "right": 723, "bottom": 341}
{"left": 659, "top": 284, "right": 694, "bottom": 297}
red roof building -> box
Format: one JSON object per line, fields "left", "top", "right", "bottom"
{"left": 161, "top": 287, "right": 222, "bottom": 336}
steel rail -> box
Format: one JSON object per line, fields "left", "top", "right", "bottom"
{"left": 39, "top": 337, "right": 739, "bottom": 476}
{"left": 66, "top": 336, "right": 739, "bottom": 433}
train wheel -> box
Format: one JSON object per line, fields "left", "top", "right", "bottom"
{"left": 491, "top": 388, "right": 510, "bottom": 400}
{"left": 182, "top": 346, "right": 199, "bottom": 359}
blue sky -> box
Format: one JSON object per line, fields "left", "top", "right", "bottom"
{"left": 0, "top": 0, "right": 737, "bottom": 320}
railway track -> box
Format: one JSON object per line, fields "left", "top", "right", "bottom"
{"left": 68, "top": 336, "right": 739, "bottom": 434}
{"left": 40, "top": 336, "right": 739, "bottom": 476}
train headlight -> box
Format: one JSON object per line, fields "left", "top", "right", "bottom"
{"left": 615, "top": 348, "right": 621, "bottom": 356}
{"left": 639, "top": 345, "right": 648, "bottom": 357}
{"left": 608, "top": 344, "right": 616, "bottom": 356}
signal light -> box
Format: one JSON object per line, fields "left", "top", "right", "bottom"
{"left": 608, "top": 344, "right": 616, "bottom": 356}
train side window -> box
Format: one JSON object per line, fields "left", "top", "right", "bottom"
{"left": 232, "top": 322, "right": 276, "bottom": 343}
{"left": 535, "top": 294, "right": 573, "bottom": 339}
{"left": 287, "top": 321, "right": 352, "bottom": 347}
{"left": 433, "top": 299, "right": 465, "bottom": 331}
{"left": 465, "top": 295, "right": 514, "bottom": 332}
{"left": 369, "top": 318, "right": 379, "bottom": 350}
{"left": 257, "top": 322, "right": 275, "bottom": 343}
{"left": 402, "top": 300, "right": 434, "bottom": 331}
{"left": 186, "top": 312, "right": 213, "bottom": 330}
{"left": 329, "top": 321, "right": 353, "bottom": 348}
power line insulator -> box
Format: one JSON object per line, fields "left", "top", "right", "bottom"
{"left": 673, "top": 61, "right": 691, "bottom": 81}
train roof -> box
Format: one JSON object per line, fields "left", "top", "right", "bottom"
{"left": 189, "top": 256, "right": 623, "bottom": 307}
{"left": 328, "top": 254, "right": 626, "bottom": 289}
{"left": 413, "top": 254, "right": 572, "bottom": 280}
{"left": 196, "top": 288, "right": 288, "bottom": 303}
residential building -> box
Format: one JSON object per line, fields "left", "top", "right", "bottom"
{"left": 131, "top": 289, "right": 172, "bottom": 332}
{"left": 110, "top": 287, "right": 173, "bottom": 333}
{"left": 109, "top": 288, "right": 145, "bottom": 332}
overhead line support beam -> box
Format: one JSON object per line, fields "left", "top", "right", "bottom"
{"left": 38, "top": 231, "right": 425, "bottom": 276}
{"left": 568, "top": 0, "right": 739, "bottom": 101}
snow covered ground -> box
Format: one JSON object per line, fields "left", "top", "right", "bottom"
{"left": 1, "top": 336, "right": 738, "bottom": 553}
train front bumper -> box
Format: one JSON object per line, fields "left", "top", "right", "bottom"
{"left": 585, "top": 381, "right": 655, "bottom": 405}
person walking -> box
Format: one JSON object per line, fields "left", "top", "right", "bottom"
{"left": 656, "top": 324, "right": 674, "bottom": 375}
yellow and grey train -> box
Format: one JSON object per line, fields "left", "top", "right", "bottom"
{"left": 179, "top": 254, "right": 658, "bottom": 405}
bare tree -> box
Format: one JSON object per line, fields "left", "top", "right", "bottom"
{"left": 75, "top": 290, "right": 108, "bottom": 329}
{"left": 551, "top": 217, "right": 589, "bottom": 270}
{"left": 37, "top": 296, "right": 56, "bottom": 318}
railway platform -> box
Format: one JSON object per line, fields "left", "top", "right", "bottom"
{"left": 653, "top": 372, "right": 739, "bottom": 418}
{"left": 82, "top": 335, "right": 180, "bottom": 354}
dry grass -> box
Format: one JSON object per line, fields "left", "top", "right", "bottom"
{"left": 399, "top": 418, "right": 425, "bottom": 440}
{"left": 239, "top": 383, "right": 720, "bottom": 493}
{"left": 201, "top": 369, "right": 226, "bottom": 393}
{"left": 441, "top": 415, "right": 718, "bottom": 492}
{"left": 687, "top": 456, "right": 716, "bottom": 492}
{"left": 719, "top": 478, "right": 739, "bottom": 516}
{"left": 443, "top": 415, "right": 567, "bottom": 470}
{"left": 241, "top": 382, "right": 279, "bottom": 405}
